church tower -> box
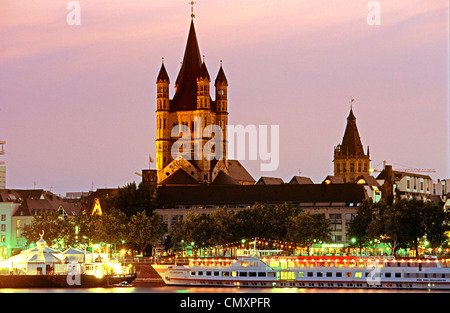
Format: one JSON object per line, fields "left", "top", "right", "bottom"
{"left": 155, "top": 11, "right": 231, "bottom": 185}
{"left": 333, "top": 105, "right": 371, "bottom": 183}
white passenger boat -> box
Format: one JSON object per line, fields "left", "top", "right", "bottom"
{"left": 152, "top": 249, "right": 450, "bottom": 290}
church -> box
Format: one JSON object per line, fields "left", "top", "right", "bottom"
{"left": 155, "top": 14, "right": 254, "bottom": 186}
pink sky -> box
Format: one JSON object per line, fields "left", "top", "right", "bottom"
{"left": 0, "top": 0, "right": 448, "bottom": 195}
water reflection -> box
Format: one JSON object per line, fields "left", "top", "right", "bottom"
{"left": 0, "top": 286, "right": 447, "bottom": 293}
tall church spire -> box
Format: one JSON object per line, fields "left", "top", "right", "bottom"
{"left": 172, "top": 19, "right": 202, "bottom": 110}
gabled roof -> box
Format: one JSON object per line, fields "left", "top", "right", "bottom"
{"left": 289, "top": 176, "right": 314, "bottom": 185}
{"left": 159, "top": 169, "right": 200, "bottom": 186}
{"left": 323, "top": 175, "right": 344, "bottom": 184}
{"left": 256, "top": 177, "right": 284, "bottom": 185}
{"left": 212, "top": 171, "right": 239, "bottom": 185}
{"left": 226, "top": 160, "right": 255, "bottom": 184}
{"left": 354, "top": 174, "right": 380, "bottom": 187}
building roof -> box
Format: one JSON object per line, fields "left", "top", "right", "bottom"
{"left": 159, "top": 169, "right": 201, "bottom": 186}
{"left": 354, "top": 174, "right": 380, "bottom": 187}
{"left": 198, "top": 61, "right": 210, "bottom": 81}
{"left": 156, "top": 62, "right": 170, "bottom": 83}
{"left": 376, "top": 169, "right": 432, "bottom": 182}
{"left": 226, "top": 160, "right": 255, "bottom": 184}
{"left": 322, "top": 175, "right": 345, "bottom": 184}
{"left": 256, "top": 177, "right": 284, "bottom": 185}
{"left": 214, "top": 65, "right": 228, "bottom": 86}
{"left": 336, "top": 108, "right": 367, "bottom": 158}
{"left": 172, "top": 20, "right": 202, "bottom": 111}
{"left": 289, "top": 176, "right": 314, "bottom": 184}
{"left": 212, "top": 171, "right": 239, "bottom": 185}
{"left": 156, "top": 184, "right": 367, "bottom": 207}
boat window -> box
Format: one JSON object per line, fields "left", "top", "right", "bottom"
{"left": 222, "top": 271, "right": 230, "bottom": 277}
{"left": 241, "top": 262, "right": 249, "bottom": 267}
{"left": 239, "top": 272, "right": 248, "bottom": 277}
{"left": 258, "top": 272, "right": 266, "bottom": 277}
{"left": 326, "top": 272, "right": 333, "bottom": 277}
{"left": 395, "top": 273, "right": 401, "bottom": 278}
{"left": 336, "top": 272, "right": 342, "bottom": 277}
{"left": 298, "top": 272, "right": 304, "bottom": 278}
{"left": 385, "top": 273, "right": 391, "bottom": 278}
{"left": 206, "top": 271, "right": 211, "bottom": 276}
{"left": 355, "top": 272, "right": 362, "bottom": 278}
{"left": 345, "top": 272, "right": 352, "bottom": 278}
{"left": 317, "top": 272, "right": 323, "bottom": 277}
{"left": 214, "top": 271, "right": 220, "bottom": 276}
{"left": 268, "top": 272, "right": 276, "bottom": 277}
{"left": 190, "top": 271, "right": 196, "bottom": 276}
{"left": 249, "top": 272, "right": 257, "bottom": 277}
{"left": 270, "top": 261, "right": 279, "bottom": 268}
{"left": 232, "top": 271, "right": 237, "bottom": 277}
{"left": 307, "top": 272, "right": 313, "bottom": 277}
{"left": 198, "top": 271, "right": 203, "bottom": 276}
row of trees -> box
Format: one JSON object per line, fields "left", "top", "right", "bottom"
{"left": 21, "top": 180, "right": 449, "bottom": 257}
{"left": 170, "top": 203, "right": 331, "bottom": 255}
{"left": 347, "top": 199, "right": 448, "bottom": 256}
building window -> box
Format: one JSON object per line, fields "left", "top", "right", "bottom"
{"left": 0, "top": 224, "right": 5, "bottom": 232}
{"left": 350, "top": 163, "right": 354, "bottom": 173}
{"left": 0, "top": 215, "right": 5, "bottom": 222}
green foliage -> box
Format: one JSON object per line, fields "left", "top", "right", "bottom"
{"left": 286, "top": 212, "right": 331, "bottom": 255}
{"left": 171, "top": 203, "right": 330, "bottom": 251}
{"left": 347, "top": 198, "right": 447, "bottom": 256}
{"left": 107, "top": 182, "right": 158, "bottom": 217}
{"left": 127, "top": 211, "right": 166, "bottom": 255}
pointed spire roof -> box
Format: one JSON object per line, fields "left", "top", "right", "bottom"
{"left": 156, "top": 60, "right": 170, "bottom": 83}
{"left": 339, "top": 108, "right": 366, "bottom": 157}
{"left": 198, "top": 61, "right": 210, "bottom": 81}
{"left": 172, "top": 19, "right": 202, "bottom": 110}
{"left": 215, "top": 63, "right": 228, "bottom": 86}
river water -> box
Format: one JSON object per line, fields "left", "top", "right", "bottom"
{"left": 0, "top": 285, "right": 447, "bottom": 293}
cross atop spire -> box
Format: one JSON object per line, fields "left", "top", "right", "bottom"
{"left": 189, "top": 1, "right": 196, "bottom": 20}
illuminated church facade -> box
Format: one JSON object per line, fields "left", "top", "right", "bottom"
{"left": 155, "top": 16, "right": 254, "bottom": 186}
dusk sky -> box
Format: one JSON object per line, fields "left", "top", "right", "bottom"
{"left": 0, "top": 0, "right": 448, "bottom": 196}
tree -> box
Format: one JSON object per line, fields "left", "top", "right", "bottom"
{"left": 286, "top": 212, "right": 331, "bottom": 255}
{"left": 209, "top": 207, "right": 238, "bottom": 245}
{"left": 348, "top": 198, "right": 447, "bottom": 257}
{"left": 22, "top": 212, "right": 73, "bottom": 247}
{"left": 110, "top": 182, "right": 158, "bottom": 217}
{"left": 127, "top": 211, "right": 166, "bottom": 255}
{"left": 171, "top": 212, "right": 213, "bottom": 249}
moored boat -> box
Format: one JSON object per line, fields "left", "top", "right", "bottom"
{"left": 152, "top": 249, "right": 450, "bottom": 290}
{"left": 0, "top": 235, "right": 136, "bottom": 288}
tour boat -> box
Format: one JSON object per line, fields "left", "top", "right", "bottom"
{"left": 152, "top": 249, "right": 450, "bottom": 290}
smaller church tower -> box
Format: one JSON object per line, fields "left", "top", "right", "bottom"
{"left": 333, "top": 104, "right": 371, "bottom": 183}
{"left": 215, "top": 62, "right": 228, "bottom": 160}
{"left": 156, "top": 59, "right": 171, "bottom": 172}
